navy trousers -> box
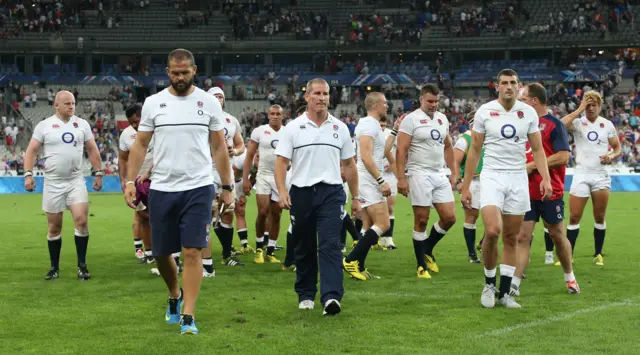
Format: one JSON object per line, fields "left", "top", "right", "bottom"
{"left": 289, "top": 183, "right": 346, "bottom": 305}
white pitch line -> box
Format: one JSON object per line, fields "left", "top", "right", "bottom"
{"left": 349, "top": 291, "right": 468, "bottom": 299}
{"left": 475, "top": 298, "right": 637, "bottom": 338}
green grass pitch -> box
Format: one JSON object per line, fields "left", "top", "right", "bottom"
{"left": 2, "top": 192, "right": 639, "bottom": 354}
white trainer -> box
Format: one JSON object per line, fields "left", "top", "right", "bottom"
{"left": 481, "top": 284, "right": 497, "bottom": 308}
{"left": 298, "top": 300, "right": 314, "bottom": 310}
{"left": 499, "top": 294, "right": 522, "bottom": 309}
{"left": 545, "top": 252, "right": 555, "bottom": 265}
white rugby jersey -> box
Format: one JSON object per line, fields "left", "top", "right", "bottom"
{"left": 398, "top": 109, "right": 450, "bottom": 175}
{"left": 250, "top": 124, "right": 283, "bottom": 176}
{"left": 355, "top": 116, "right": 386, "bottom": 176}
{"left": 275, "top": 113, "right": 354, "bottom": 187}
{"left": 32, "top": 115, "right": 94, "bottom": 181}
{"left": 473, "top": 100, "right": 539, "bottom": 172}
{"left": 212, "top": 111, "right": 242, "bottom": 170}
{"left": 382, "top": 127, "right": 397, "bottom": 174}
{"left": 119, "top": 125, "right": 154, "bottom": 176}
{"left": 571, "top": 115, "right": 617, "bottom": 173}
{"left": 138, "top": 87, "right": 224, "bottom": 192}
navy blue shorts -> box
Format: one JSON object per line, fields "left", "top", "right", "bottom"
{"left": 148, "top": 184, "right": 215, "bottom": 256}
{"left": 524, "top": 199, "right": 564, "bottom": 225}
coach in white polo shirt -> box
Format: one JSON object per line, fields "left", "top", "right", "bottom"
{"left": 124, "top": 49, "right": 232, "bottom": 335}
{"left": 274, "top": 78, "right": 360, "bottom": 316}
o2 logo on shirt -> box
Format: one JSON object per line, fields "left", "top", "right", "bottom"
{"left": 587, "top": 131, "right": 599, "bottom": 142}
{"left": 270, "top": 139, "right": 279, "bottom": 149}
{"left": 501, "top": 124, "right": 519, "bottom": 142}
{"left": 430, "top": 129, "right": 443, "bottom": 144}
{"left": 61, "top": 132, "right": 78, "bottom": 146}
{"left": 223, "top": 128, "right": 229, "bottom": 138}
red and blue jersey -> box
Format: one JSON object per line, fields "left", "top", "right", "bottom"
{"left": 525, "top": 113, "right": 570, "bottom": 200}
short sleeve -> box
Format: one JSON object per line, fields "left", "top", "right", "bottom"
{"left": 119, "top": 133, "right": 129, "bottom": 152}
{"left": 234, "top": 117, "right": 242, "bottom": 137}
{"left": 527, "top": 112, "right": 540, "bottom": 134}
{"left": 32, "top": 121, "right": 45, "bottom": 143}
{"left": 606, "top": 122, "right": 617, "bottom": 139}
{"left": 358, "top": 120, "right": 378, "bottom": 138}
{"left": 208, "top": 98, "right": 224, "bottom": 131}
{"left": 82, "top": 120, "right": 93, "bottom": 142}
{"left": 453, "top": 137, "right": 468, "bottom": 152}
{"left": 341, "top": 126, "right": 356, "bottom": 160}
{"left": 139, "top": 99, "right": 155, "bottom": 132}
{"left": 398, "top": 115, "right": 415, "bottom": 136}
{"left": 250, "top": 127, "right": 261, "bottom": 143}
{"left": 472, "top": 109, "right": 486, "bottom": 134}
{"left": 550, "top": 121, "right": 570, "bottom": 152}
{"left": 571, "top": 118, "right": 582, "bottom": 132}
{"left": 274, "top": 124, "right": 293, "bottom": 159}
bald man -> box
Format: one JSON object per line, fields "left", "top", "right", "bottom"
{"left": 343, "top": 92, "right": 394, "bottom": 281}
{"left": 24, "top": 90, "right": 104, "bottom": 281}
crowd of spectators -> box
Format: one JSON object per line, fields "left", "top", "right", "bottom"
{"left": 221, "top": 2, "right": 328, "bottom": 41}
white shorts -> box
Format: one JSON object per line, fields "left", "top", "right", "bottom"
{"left": 255, "top": 172, "right": 291, "bottom": 202}
{"left": 42, "top": 177, "right": 88, "bottom": 213}
{"left": 408, "top": 174, "right": 455, "bottom": 207}
{"left": 359, "top": 175, "right": 386, "bottom": 208}
{"left": 233, "top": 152, "right": 246, "bottom": 171}
{"left": 383, "top": 172, "right": 398, "bottom": 197}
{"left": 343, "top": 182, "right": 349, "bottom": 204}
{"left": 570, "top": 172, "right": 611, "bottom": 198}
{"left": 235, "top": 179, "right": 244, "bottom": 199}
{"left": 465, "top": 176, "right": 481, "bottom": 210}
{"left": 480, "top": 170, "right": 530, "bottom": 215}
{"left": 213, "top": 170, "right": 237, "bottom": 200}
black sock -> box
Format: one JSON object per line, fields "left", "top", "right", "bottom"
{"left": 387, "top": 218, "right": 395, "bottom": 237}
{"left": 48, "top": 237, "right": 62, "bottom": 269}
{"left": 256, "top": 237, "right": 264, "bottom": 250}
{"left": 267, "top": 244, "right": 275, "bottom": 255}
{"left": 485, "top": 275, "right": 497, "bottom": 286}
{"left": 285, "top": 230, "right": 295, "bottom": 267}
{"left": 346, "top": 228, "right": 380, "bottom": 270}
{"left": 424, "top": 223, "right": 446, "bottom": 256}
{"left": 342, "top": 214, "right": 359, "bottom": 241}
{"left": 354, "top": 218, "right": 363, "bottom": 236}
{"left": 74, "top": 234, "right": 89, "bottom": 266}
{"left": 463, "top": 227, "right": 477, "bottom": 257}
{"left": 134, "top": 238, "right": 143, "bottom": 252}
{"left": 499, "top": 275, "right": 513, "bottom": 298}
{"left": 203, "top": 257, "right": 214, "bottom": 273}
{"left": 567, "top": 227, "right": 579, "bottom": 253}
{"left": 215, "top": 226, "right": 234, "bottom": 259}
{"left": 594, "top": 226, "right": 606, "bottom": 256}
{"left": 544, "top": 230, "right": 554, "bottom": 252}
{"left": 238, "top": 229, "right": 248, "bottom": 247}
{"left": 413, "top": 239, "right": 427, "bottom": 269}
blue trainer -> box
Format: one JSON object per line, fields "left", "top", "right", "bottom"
{"left": 165, "top": 288, "right": 183, "bottom": 324}
{"left": 180, "top": 314, "right": 199, "bottom": 334}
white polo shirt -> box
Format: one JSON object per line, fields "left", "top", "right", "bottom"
{"left": 571, "top": 115, "right": 617, "bottom": 173}
{"left": 119, "top": 125, "right": 154, "bottom": 177}
{"left": 355, "top": 116, "right": 385, "bottom": 176}
{"left": 139, "top": 87, "right": 224, "bottom": 192}
{"left": 275, "top": 113, "right": 355, "bottom": 187}
{"left": 473, "top": 100, "right": 539, "bottom": 172}
{"left": 32, "top": 115, "right": 94, "bottom": 182}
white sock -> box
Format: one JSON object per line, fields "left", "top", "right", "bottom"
{"left": 512, "top": 277, "right": 521, "bottom": 288}
{"left": 268, "top": 239, "right": 277, "bottom": 247}
{"left": 144, "top": 250, "right": 153, "bottom": 257}
{"left": 564, "top": 271, "right": 576, "bottom": 283}
{"left": 545, "top": 251, "right": 554, "bottom": 257}
{"left": 484, "top": 268, "right": 496, "bottom": 278}
{"left": 256, "top": 237, "right": 264, "bottom": 243}
{"left": 202, "top": 258, "right": 213, "bottom": 266}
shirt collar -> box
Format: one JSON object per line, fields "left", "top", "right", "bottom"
{"left": 300, "top": 112, "right": 335, "bottom": 128}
